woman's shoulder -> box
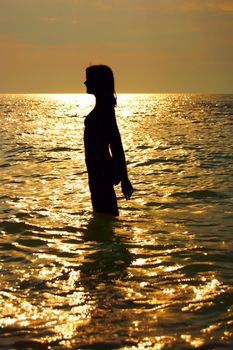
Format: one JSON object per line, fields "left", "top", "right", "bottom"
{"left": 85, "top": 106, "right": 116, "bottom": 128}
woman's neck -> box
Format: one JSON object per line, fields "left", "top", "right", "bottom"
{"left": 94, "top": 93, "right": 115, "bottom": 110}
{"left": 95, "top": 96, "right": 105, "bottom": 109}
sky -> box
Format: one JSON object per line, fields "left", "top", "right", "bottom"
{"left": 1, "top": 0, "right": 233, "bottom": 93}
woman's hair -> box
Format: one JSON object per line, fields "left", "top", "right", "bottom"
{"left": 86, "top": 65, "right": 117, "bottom": 107}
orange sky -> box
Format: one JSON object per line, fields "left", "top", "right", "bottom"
{"left": 1, "top": 0, "right": 233, "bottom": 93}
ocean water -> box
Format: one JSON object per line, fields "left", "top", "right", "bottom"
{"left": 0, "top": 93, "right": 233, "bottom": 350}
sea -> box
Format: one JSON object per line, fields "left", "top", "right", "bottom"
{"left": 0, "top": 93, "right": 233, "bottom": 350}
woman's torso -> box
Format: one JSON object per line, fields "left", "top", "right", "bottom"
{"left": 84, "top": 108, "right": 114, "bottom": 178}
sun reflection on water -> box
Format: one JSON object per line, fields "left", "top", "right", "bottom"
{"left": 1, "top": 94, "right": 233, "bottom": 348}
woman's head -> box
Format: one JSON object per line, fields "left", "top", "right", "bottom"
{"left": 85, "top": 65, "right": 116, "bottom": 106}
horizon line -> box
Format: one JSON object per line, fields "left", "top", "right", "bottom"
{"left": 0, "top": 91, "right": 233, "bottom": 95}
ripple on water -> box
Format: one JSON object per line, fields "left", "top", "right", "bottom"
{"left": 1, "top": 94, "right": 233, "bottom": 349}
{"left": 173, "top": 189, "right": 227, "bottom": 198}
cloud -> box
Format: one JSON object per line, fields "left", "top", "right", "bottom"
{"left": 43, "top": 16, "right": 59, "bottom": 23}
{"left": 134, "top": 0, "right": 233, "bottom": 13}
{"left": 175, "top": 0, "right": 233, "bottom": 12}
{"left": 85, "top": 0, "right": 233, "bottom": 13}
{"left": 0, "top": 35, "right": 38, "bottom": 50}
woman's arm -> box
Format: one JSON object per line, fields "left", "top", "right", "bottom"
{"left": 109, "top": 118, "right": 133, "bottom": 200}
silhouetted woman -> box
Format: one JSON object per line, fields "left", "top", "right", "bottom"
{"left": 84, "top": 65, "right": 133, "bottom": 216}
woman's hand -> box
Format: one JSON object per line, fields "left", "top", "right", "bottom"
{"left": 121, "top": 178, "right": 134, "bottom": 200}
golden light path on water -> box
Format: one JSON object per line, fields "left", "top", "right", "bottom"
{"left": 0, "top": 93, "right": 233, "bottom": 349}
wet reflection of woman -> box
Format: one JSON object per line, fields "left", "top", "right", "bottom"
{"left": 84, "top": 65, "right": 133, "bottom": 216}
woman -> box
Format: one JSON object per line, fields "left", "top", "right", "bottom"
{"left": 84, "top": 64, "right": 133, "bottom": 216}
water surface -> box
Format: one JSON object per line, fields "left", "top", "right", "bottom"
{"left": 0, "top": 94, "right": 233, "bottom": 349}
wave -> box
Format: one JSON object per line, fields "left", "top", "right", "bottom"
{"left": 180, "top": 262, "right": 220, "bottom": 275}
{"left": 48, "top": 146, "right": 80, "bottom": 152}
{"left": 0, "top": 220, "right": 45, "bottom": 234}
{"left": 170, "top": 189, "right": 229, "bottom": 199}
{"left": 134, "top": 157, "right": 187, "bottom": 167}
{"left": 0, "top": 220, "right": 80, "bottom": 235}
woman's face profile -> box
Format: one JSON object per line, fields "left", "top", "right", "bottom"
{"left": 84, "top": 71, "right": 99, "bottom": 95}
{"left": 84, "top": 77, "right": 94, "bottom": 94}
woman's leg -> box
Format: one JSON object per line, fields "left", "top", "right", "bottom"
{"left": 89, "top": 177, "right": 119, "bottom": 216}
